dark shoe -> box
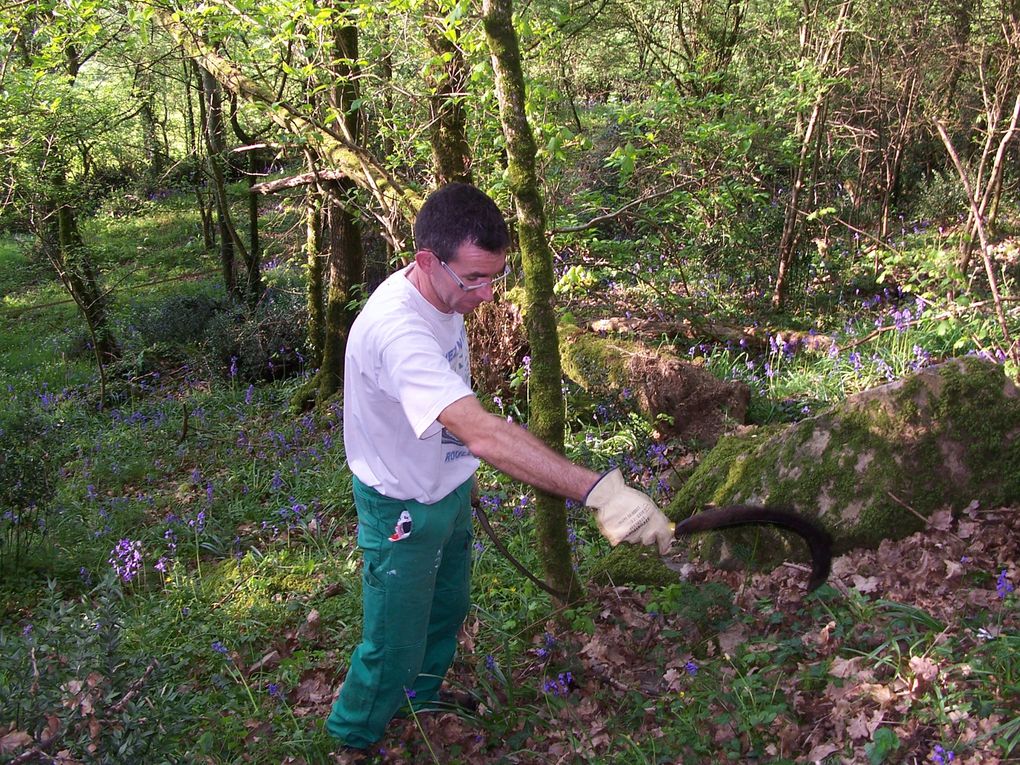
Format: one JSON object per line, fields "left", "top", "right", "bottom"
{"left": 436, "top": 688, "right": 481, "bottom": 713}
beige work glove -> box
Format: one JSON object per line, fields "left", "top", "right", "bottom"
{"left": 584, "top": 468, "right": 673, "bottom": 556}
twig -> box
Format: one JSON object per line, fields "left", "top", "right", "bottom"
{"left": 108, "top": 660, "right": 159, "bottom": 714}
{"left": 549, "top": 184, "right": 688, "bottom": 234}
{"left": 781, "top": 561, "right": 812, "bottom": 575}
{"left": 9, "top": 746, "right": 54, "bottom": 765}
{"left": 30, "top": 647, "right": 39, "bottom": 695}
{"left": 887, "top": 491, "right": 966, "bottom": 544}
{"left": 177, "top": 402, "right": 189, "bottom": 444}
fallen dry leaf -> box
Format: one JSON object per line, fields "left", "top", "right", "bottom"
{"left": 0, "top": 730, "right": 32, "bottom": 754}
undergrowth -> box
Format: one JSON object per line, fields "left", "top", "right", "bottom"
{"left": 0, "top": 190, "right": 1016, "bottom": 764}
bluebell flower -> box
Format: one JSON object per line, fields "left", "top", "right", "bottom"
{"left": 543, "top": 672, "right": 573, "bottom": 697}
{"left": 109, "top": 539, "right": 144, "bottom": 582}
{"left": 996, "top": 569, "right": 1014, "bottom": 598}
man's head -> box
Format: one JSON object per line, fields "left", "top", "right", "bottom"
{"left": 414, "top": 183, "right": 510, "bottom": 264}
{"left": 412, "top": 184, "right": 510, "bottom": 314}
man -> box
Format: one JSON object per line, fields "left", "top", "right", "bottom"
{"left": 326, "top": 183, "right": 671, "bottom": 751}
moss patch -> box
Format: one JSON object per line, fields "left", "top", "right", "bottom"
{"left": 589, "top": 544, "right": 679, "bottom": 587}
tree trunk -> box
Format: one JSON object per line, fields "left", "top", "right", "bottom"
{"left": 137, "top": 62, "right": 167, "bottom": 195}
{"left": 318, "top": 181, "right": 363, "bottom": 402}
{"left": 305, "top": 187, "right": 325, "bottom": 368}
{"left": 483, "top": 0, "right": 583, "bottom": 605}
{"left": 198, "top": 63, "right": 243, "bottom": 300}
{"left": 315, "top": 13, "right": 364, "bottom": 404}
{"left": 40, "top": 170, "right": 120, "bottom": 393}
{"left": 228, "top": 94, "right": 266, "bottom": 304}
{"left": 188, "top": 60, "right": 216, "bottom": 252}
{"left": 425, "top": 3, "right": 473, "bottom": 185}
{"left": 772, "top": 0, "right": 852, "bottom": 310}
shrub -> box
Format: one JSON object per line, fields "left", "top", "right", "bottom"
{"left": 0, "top": 407, "right": 64, "bottom": 572}
{"left": 131, "top": 291, "right": 225, "bottom": 347}
{"left": 908, "top": 170, "right": 968, "bottom": 223}
{"left": 203, "top": 289, "right": 309, "bottom": 382}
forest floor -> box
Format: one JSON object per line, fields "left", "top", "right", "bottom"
{"left": 298, "top": 505, "right": 1018, "bottom": 764}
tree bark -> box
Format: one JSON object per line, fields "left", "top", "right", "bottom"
{"left": 483, "top": 0, "right": 583, "bottom": 605}
{"left": 425, "top": 2, "right": 473, "bottom": 185}
{"left": 313, "top": 15, "right": 364, "bottom": 404}
{"left": 305, "top": 186, "right": 325, "bottom": 368}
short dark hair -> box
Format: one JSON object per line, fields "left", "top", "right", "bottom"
{"left": 413, "top": 183, "right": 510, "bottom": 263}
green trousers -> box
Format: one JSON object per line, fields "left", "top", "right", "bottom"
{"left": 326, "top": 476, "right": 473, "bottom": 749}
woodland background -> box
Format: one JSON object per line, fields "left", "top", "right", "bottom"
{"left": 0, "top": 0, "right": 1018, "bottom": 762}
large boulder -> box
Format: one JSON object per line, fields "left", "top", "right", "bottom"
{"left": 559, "top": 323, "right": 750, "bottom": 445}
{"left": 667, "top": 357, "right": 1020, "bottom": 571}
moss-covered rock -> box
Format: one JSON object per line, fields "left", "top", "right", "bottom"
{"left": 667, "top": 358, "right": 1020, "bottom": 571}
{"left": 559, "top": 322, "right": 750, "bottom": 445}
{"left": 588, "top": 543, "right": 680, "bottom": 587}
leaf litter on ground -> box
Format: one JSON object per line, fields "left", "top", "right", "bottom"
{"left": 317, "top": 503, "right": 1018, "bottom": 764}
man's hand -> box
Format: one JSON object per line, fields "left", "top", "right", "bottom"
{"left": 584, "top": 468, "right": 673, "bottom": 555}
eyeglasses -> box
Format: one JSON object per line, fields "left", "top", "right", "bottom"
{"left": 438, "top": 259, "right": 511, "bottom": 292}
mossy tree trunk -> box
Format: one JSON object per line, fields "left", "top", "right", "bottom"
{"left": 482, "top": 0, "right": 583, "bottom": 605}
{"left": 316, "top": 14, "right": 364, "bottom": 404}
{"left": 34, "top": 46, "right": 119, "bottom": 401}
{"left": 197, "top": 62, "right": 250, "bottom": 301}
{"left": 304, "top": 189, "right": 325, "bottom": 368}
{"left": 425, "top": 2, "right": 473, "bottom": 185}
{"left": 227, "top": 94, "right": 267, "bottom": 305}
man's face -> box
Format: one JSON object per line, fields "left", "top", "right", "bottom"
{"left": 430, "top": 241, "right": 507, "bottom": 315}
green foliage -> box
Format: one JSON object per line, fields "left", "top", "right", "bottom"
{"left": 0, "top": 405, "right": 65, "bottom": 572}
{"left": 0, "top": 578, "right": 196, "bottom": 762}
{"left": 203, "top": 289, "right": 310, "bottom": 382}
{"left": 647, "top": 581, "right": 737, "bottom": 632}
{"left": 130, "top": 290, "right": 225, "bottom": 347}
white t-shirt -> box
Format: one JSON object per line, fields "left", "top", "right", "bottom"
{"left": 343, "top": 265, "right": 479, "bottom": 503}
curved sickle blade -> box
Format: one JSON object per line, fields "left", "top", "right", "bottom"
{"left": 673, "top": 506, "right": 833, "bottom": 591}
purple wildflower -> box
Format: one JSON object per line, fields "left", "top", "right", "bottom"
{"left": 996, "top": 569, "right": 1014, "bottom": 598}
{"left": 543, "top": 672, "right": 573, "bottom": 697}
{"left": 108, "top": 539, "right": 144, "bottom": 582}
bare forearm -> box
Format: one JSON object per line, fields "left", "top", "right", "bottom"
{"left": 439, "top": 397, "right": 599, "bottom": 501}
{"left": 472, "top": 414, "right": 600, "bottom": 501}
